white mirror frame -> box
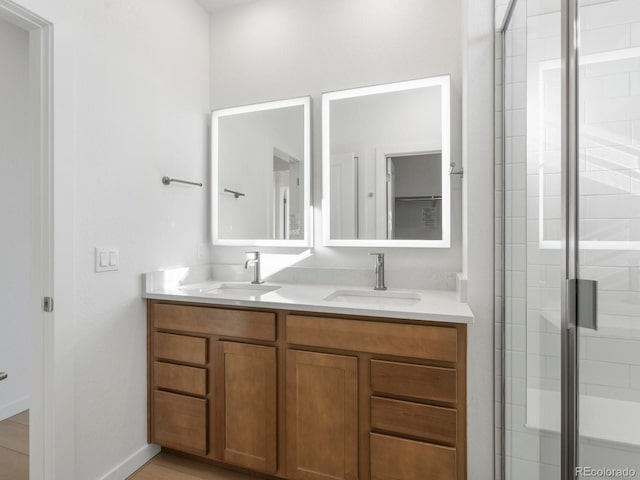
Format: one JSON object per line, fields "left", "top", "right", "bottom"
{"left": 322, "top": 76, "right": 451, "bottom": 248}
{"left": 211, "top": 96, "right": 312, "bottom": 247}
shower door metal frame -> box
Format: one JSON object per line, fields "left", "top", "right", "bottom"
{"left": 560, "top": 0, "right": 579, "bottom": 478}
{"left": 498, "top": 0, "right": 580, "bottom": 478}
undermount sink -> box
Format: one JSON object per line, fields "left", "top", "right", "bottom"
{"left": 323, "top": 289, "right": 422, "bottom": 307}
{"left": 206, "top": 283, "right": 280, "bottom": 296}
{"left": 181, "top": 283, "right": 280, "bottom": 296}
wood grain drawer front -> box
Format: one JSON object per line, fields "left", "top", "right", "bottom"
{"left": 286, "top": 315, "right": 457, "bottom": 363}
{"left": 153, "top": 390, "right": 208, "bottom": 456}
{"left": 370, "top": 433, "right": 456, "bottom": 480}
{"left": 371, "top": 360, "right": 457, "bottom": 404}
{"left": 154, "top": 332, "right": 207, "bottom": 366}
{"left": 371, "top": 397, "right": 456, "bottom": 446}
{"left": 154, "top": 361, "right": 207, "bottom": 396}
{"left": 154, "top": 303, "right": 275, "bottom": 341}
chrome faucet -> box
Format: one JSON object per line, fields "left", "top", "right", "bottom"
{"left": 244, "top": 251, "right": 263, "bottom": 284}
{"left": 370, "top": 253, "right": 387, "bottom": 291}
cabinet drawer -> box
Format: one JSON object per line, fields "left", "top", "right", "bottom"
{"left": 153, "top": 390, "right": 208, "bottom": 456}
{"left": 370, "top": 433, "right": 456, "bottom": 480}
{"left": 371, "top": 396, "right": 456, "bottom": 446}
{"left": 154, "top": 361, "right": 207, "bottom": 396}
{"left": 371, "top": 360, "right": 457, "bottom": 404}
{"left": 154, "top": 332, "right": 208, "bottom": 365}
{"left": 154, "top": 303, "right": 275, "bottom": 341}
{"left": 286, "top": 315, "right": 457, "bottom": 362}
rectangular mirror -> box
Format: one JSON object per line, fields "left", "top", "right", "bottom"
{"left": 211, "top": 97, "right": 312, "bottom": 246}
{"left": 322, "top": 76, "right": 451, "bottom": 248}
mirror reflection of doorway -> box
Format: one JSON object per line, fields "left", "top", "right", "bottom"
{"left": 385, "top": 153, "right": 442, "bottom": 240}
{"left": 273, "top": 147, "right": 302, "bottom": 240}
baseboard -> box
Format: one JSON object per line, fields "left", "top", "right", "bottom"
{"left": 0, "top": 395, "right": 29, "bottom": 421}
{"left": 99, "top": 443, "right": 161, "bottom": 480}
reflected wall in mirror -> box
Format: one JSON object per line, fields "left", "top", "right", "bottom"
{"left": 211, "top": 97, "right": 311, "bottom": 246}
{"left": 322, "top": 76, "right": 451, "bottom": 247}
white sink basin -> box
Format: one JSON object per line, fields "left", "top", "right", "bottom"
{"left": 181, "top": 283, "right": 280, "bottom": 297}
{"left": 207, "top": 283, "right": 280, "bottom": 296}
{"left": 324, "top": 289, "right": 421, "bottom": 307}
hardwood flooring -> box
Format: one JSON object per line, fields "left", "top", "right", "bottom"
{"left": 128, "top": 452, "right": 262, "bottom": 480}
{"left": 0, "top": 410, "right": 28, "bottom": 480}
{"left": 0, "top": 412, "right": 257, "bottom": 480}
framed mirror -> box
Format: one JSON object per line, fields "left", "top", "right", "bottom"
{"left": 211, "top": 97, "right": 312, "bottom": 246}
{"left": 322, "top": 76, "right": 451, "bottom": 248}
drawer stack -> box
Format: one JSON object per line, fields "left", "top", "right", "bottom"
{"left": 152, "top": 332, "right": 209, "bottom": 455}
{"left": 370, "top": 360, "right": 458, "bottom": 480}
{"left": 148, "top": 302, "right": 277, "bottom": 465}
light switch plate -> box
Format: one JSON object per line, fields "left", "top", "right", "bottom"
{"left": 95, "top": 247, "right": 119, "bottom": 272}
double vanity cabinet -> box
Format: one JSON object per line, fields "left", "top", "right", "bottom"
{"left": 147, "top": 299, "right": 467, "bottom": 480}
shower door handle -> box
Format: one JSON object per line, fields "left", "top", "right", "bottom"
{"left": 567, "top": 279, "right": 598, "bottom": 331}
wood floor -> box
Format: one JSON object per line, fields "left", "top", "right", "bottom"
{"left": 0, "top": 410, "right": 29, "bottom": 480}
{"left": 0, "top": 412, "right": 258, "bottom": 480}
{"left": 128, "top": 452, "right": 262, "bottom": 480}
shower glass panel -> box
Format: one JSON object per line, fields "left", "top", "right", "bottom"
{"left": 503, "top": 0, "right": 563, "bottom": 478}
{"left": 576, "top": 0, "right": 640, "bottom": 474}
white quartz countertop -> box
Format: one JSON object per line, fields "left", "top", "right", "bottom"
{"left": 143, "top": 273, "right": 474, "bottom": 324}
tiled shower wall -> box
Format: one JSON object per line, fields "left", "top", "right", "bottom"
{"left": 497, "top": 0, "right": 640, "bottom": 477}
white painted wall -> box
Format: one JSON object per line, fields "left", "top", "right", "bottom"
{"left": 5, "top": 0, "right": 211, "bottom": 479}
{"left": 463, "top": 0, "right": 496, "bottom": 478}
{"left": 208, "top": 0, "right": 464, "bottom": 288}
{"left": 0, "top": 16, "right": 33, "bottom": 421}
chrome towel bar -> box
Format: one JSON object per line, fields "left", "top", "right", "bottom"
{"left": 162, "top": 176, "right": 202, "bottom": 187}
{"left": 224, "top": 188, "right": 246, "bottom": 198}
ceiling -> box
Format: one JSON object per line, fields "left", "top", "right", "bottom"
{"left": 197, "top": 0, "right": 258, "bottom": 13}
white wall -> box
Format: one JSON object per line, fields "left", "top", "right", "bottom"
{"left": 463, "top": 0, "right": 496, "bottom": 478}
{"left": 6, "top": 0, "right": 211, "bottom": 479}
{"left": 0, "top": 16, "right": 33, "bottom": 421}
{"left": 208, "top": 0, "right": 464, "bottom": 289}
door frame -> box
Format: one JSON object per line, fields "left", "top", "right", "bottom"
{"left": 0, "top": 2, "right": 54, "bottom": 479}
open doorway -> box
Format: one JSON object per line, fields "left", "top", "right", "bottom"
{"left": 0, "top": 2, "right": 53, "bottom": 479}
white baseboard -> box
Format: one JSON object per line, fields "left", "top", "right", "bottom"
{"left": 99, "top": 443, "right": 161, "bottom": 480}
{"left": 0, "top": 395, "right": 29, "bottom": 421}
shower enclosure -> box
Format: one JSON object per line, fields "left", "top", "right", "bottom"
{"left": 498, "top": 0, "right": 640, "bottom": 478}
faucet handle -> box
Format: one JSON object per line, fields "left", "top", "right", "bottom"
{"left": 369, "top": 252, "right": 384, "bottom": 259}
{"left": 245, "top": 251, "right": 260, "bottom": 258}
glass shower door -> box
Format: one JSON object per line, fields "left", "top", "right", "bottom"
{"left": 575, "top": 0, "right": 640, "bottom": 475}
{"left": 502, "top": 0, "right": 564, "bottom": 478}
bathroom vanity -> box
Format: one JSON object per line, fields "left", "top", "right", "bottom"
{"left": 144, "top": 276, "right": 472, "bottom": 480}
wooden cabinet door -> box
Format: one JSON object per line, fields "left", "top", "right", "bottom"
{"left": 286, "top": 350, "right": 358, "bottom": 480}
{"left": 215, "top": 341, "right": 277, "bottom": 474}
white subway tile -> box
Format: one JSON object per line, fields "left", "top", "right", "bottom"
{"left": 586, "top": 336, "right": 640, "bottom": 365}
{"left": 583, "top": 0, "right": 640, "bottom": 30}
{"left": 585, "top": 96, "right": 634, "bottom": 123}
{"left": 581, "top": 120, "right": 632, "bottom": 148}
{"left": 581, "top": 24, "right": 631, "bottom": 56}
{"left": 582, "top": 194, "right": 640, "bottom": 219}
{"left": 585, "top": 146, "right": 639, "bottom": 171}
{"left": 585, "top": 57, "right": 640, "bottom": 78}
{"left": 580, "top": 359, "right": 630, "bottom": 387}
